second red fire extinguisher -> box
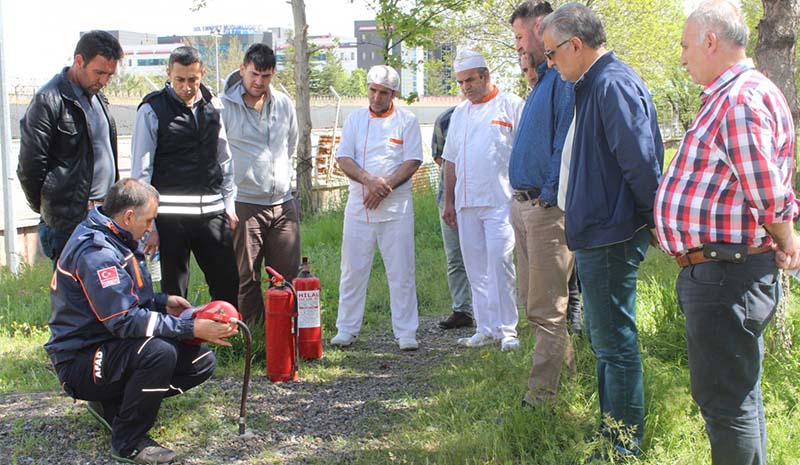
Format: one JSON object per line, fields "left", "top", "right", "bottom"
{"left": 293, "top": 256, "right": 323, "bottom": 360}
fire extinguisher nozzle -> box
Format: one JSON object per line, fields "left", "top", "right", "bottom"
{"left": 264, "top": 266, "right": 285, "bottom": 284}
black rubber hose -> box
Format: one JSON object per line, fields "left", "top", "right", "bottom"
{"left": 232, "top": 319, "right": 252, "bottom": 435}
{"left": 284, "top": 281, "right": 300, "bottom": 377}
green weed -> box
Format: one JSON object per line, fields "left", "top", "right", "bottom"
{"left": 2, "top": 188, "right": 800, "bottom": 464}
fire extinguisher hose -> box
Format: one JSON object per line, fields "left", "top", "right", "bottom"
{"left": 230, "top": 318, "right": 252, "bottom": 435}
{"left": 284, "top": 281, "right": 300, "bottom": 377}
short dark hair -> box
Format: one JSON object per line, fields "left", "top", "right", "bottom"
{"left": 103, "top": 179, "right": 159, "bottom": 218}
{"left": 243, "top": 43, "right": 276, "bottom": 71}
{"left": 169, "top": 46, "right": 203, "bottom": 68}
{"left": 510, "top": 1, "right": 554, "bottom": 25}
{"left": 74, "top": 30, "right": 123, "bottom": 63}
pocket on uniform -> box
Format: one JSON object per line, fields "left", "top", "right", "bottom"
{"left": 743, "top": 274, "right": 779, "bottom": 337}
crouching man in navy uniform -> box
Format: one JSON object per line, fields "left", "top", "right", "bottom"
{"left": 45, "top": 179, "right": 237, "bottom": 464}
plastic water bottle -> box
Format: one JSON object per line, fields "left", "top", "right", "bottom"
{"left": 149, "top": 252, "right": 162, "bottom": 282}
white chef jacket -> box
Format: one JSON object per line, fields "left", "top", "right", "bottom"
{"left": 442, "top": 86, "right": 523, "bottom": 211}
{"left": 336, "top": 103, "right": 423, "bottom": 223}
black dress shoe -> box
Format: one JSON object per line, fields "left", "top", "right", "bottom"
{"left": 438, "top": 312, "right": 474, "bottom": 329}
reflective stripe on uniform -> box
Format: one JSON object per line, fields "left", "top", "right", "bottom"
{"left": 159, "top": 194, "right": 223, "bottom": 204}
{"left": 192, "top": 351, "right": 212, "bottom": 364}
{"left": 157, "top": 202, "right": 225, "bottom": 215}
{"left": 145, "top": 313, "right": 158, "bottom": 337}
{"left": 137, "top": 336, "right": 154, "bottom": 354}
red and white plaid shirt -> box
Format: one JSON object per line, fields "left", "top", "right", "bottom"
{"left": 655, "top": 60, "right": 797, "bottom": 255}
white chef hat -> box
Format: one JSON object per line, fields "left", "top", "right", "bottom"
{"left": 453, "top": 49, "right": 488, "bottom": 73}
{"left": 366, "top": 65, "right": 400, "bottom": 91}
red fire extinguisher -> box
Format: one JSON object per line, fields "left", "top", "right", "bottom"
{"left": 293, "top": 256, "right": 323, "bottom": 360}
{"left": 265, "top": 266, "right": 299, "bottom": 382}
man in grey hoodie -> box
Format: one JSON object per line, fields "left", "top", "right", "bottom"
{"left": 221, "top": 43, "right": 299, "bottom": 324}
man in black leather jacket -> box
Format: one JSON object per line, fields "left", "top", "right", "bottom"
{"left": 17, "top": 30, "right": 123, "bottom": 264}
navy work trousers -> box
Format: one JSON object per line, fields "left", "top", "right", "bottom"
{"left": 57, "top": 337, "right": 216, "bottom": 456}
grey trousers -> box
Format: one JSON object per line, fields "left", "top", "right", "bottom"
{"left": 438, "top": 202, "right": 473, "bottom": 316}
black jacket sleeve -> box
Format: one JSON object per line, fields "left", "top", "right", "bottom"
{"left": 17, "top": 91, "right": 58, "bottom": 213}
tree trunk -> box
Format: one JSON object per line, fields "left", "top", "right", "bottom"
{"left": 755, "top": 0, "right": 799, "bottom": 353}
{"left": 754, "top": 0, "right": 800, "bottom": 122}
{"left": 292, "top": 0, "right": 316, "bottom": 216}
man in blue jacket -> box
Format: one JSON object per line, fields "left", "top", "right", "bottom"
{"left": 541, "top": 3, "right": 663, "bottom": 457}
{"left": 46, "top": 179, "right": 237, "bottom": 464}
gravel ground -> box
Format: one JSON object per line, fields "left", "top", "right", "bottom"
{"left": 0, "top": 316, "right": 475, "bottom": 465}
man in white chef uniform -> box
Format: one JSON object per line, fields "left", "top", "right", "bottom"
{"left": 330, "top": 65, "right": 423, "bottom": 351}
{"left": 442, "top": 50, "right": 523, "bottom": 351}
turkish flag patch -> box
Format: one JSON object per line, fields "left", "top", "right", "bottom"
{"left": 97, "top": 266, "right": 121, "bottom": 288}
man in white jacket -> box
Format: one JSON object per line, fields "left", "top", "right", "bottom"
{"left": 221, "top": 43, "right": 299, "bottom": 324}
{"left": 331, "top": 65, "right": 423, "bottom": 351}
{"left": 442, "top": 50, "right": 523, "bottom": 351}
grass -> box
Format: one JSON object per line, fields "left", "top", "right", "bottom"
{"left": 2, "top": 186, "right": 800, "bottom": 464}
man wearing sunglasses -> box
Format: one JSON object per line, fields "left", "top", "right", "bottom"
{"left": 540, "top": 2, "right": 663, "bottom": 458}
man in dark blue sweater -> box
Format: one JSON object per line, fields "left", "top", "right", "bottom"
{"left": 541, "top": 2, "right": 663, "bottom": 457}
{"left": 508, "top": 0, "right": 579, "bottom": 409}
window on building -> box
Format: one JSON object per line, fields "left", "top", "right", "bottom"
{"left": 137, "top": 58, "right": 168, "bottom": 67}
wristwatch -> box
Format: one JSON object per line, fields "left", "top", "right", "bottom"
{"left": 534, "top": 198, "right": 553, "bottom": 209}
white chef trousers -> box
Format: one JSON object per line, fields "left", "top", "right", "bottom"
{"left": 457, "top": 205, "right": 518, "bottom": 340}
{"left": 335, "top": 214, "right": 419, "bottom": 339}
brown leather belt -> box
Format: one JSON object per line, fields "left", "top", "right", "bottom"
{"left": 87, "top": 199, "right": 104, "bottom": 211}
{"left": 675, "top": 244, "right": 772, "bottom": 267}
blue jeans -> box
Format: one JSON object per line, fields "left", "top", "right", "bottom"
{"left": 575, "top": 228, "right": 649, "bottom": 455}
{"left": 677, "top": 251, "right": 778, "bottom": 465}
{"left": 38, "top": 220, "right": 73, "bottom": 267}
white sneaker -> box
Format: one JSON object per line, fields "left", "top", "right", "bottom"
{"left": 501, "top": 336, "right": 520, "bottom": 352}
{"left": 457, "top": 332, "right": 493, "bottom": 348}
{"left": 330, "top": 331, "right": 357, "bottom": 346}
{"left": 397, "top": 337, "right": 419, "bottom": 351}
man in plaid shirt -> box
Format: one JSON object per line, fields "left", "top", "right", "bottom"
{"left": 655, "top": 2, "right": 798, "bottom": 464}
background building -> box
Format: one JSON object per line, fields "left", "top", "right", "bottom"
{"left": 93, "top": 20, "right": 453, "bottom": 96}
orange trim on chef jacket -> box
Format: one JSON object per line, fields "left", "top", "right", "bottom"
{"left": 369, "top": 102, "right": 395, "bottom": 118}
{"left": 491, "top": 120, "right": 512, "bottom": 128}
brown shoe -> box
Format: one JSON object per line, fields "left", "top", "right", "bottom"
{"left": 438, "top": 312, "right": 474, "bottom": 329}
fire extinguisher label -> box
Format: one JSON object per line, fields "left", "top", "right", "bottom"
{"left": 297, "top": 290, "right": 321, "bottom": 328}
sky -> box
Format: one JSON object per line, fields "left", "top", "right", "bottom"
{"left": 1, "top": 0, "right": 372, "bottom": 82}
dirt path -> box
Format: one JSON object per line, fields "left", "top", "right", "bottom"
{"left": 0, "top": 316, "right": 474, "bottom": 465}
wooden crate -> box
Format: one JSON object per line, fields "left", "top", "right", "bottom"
{"left": 316, "top": 135, "right": 342, "bottom": 178}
